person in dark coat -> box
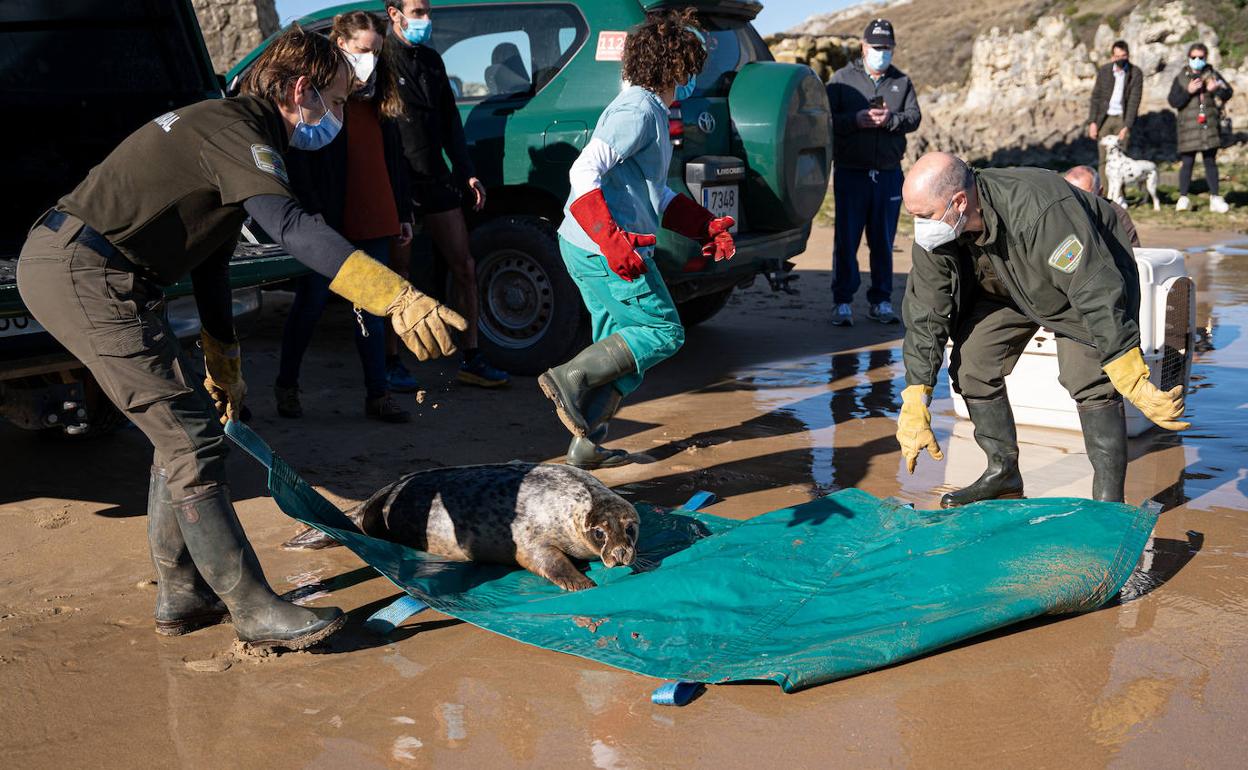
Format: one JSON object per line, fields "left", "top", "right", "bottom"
{"left": 1168, "top": 42, "right": 1234, "bottom": 213}
{"left": 1087, "top": 40, "right": 1144, "bottom": 184}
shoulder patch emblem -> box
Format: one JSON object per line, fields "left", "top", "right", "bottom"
{"left": 250, "top": 144, "right": 289, "bottom": 184}
{"left": 1048, "top": 234, "right": 1084, "bottom": 274}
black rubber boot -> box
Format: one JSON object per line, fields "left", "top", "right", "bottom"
{"left": 539, "top": 335, "right": 636, "bottom": 438}
{"left": 148, "top": 467, "right": 230, "bottom": 636}
{"left": 566, "top": 385, "right": 632, "bottom": 469}
{"left": 941, "top": 395, "right": 1025, "bottom": 509}
{"left": 1078, "top": 399, "right": 1128, "bottom": 503}
{"left": 173, "top": 486, "right": 346, "bottom": 650}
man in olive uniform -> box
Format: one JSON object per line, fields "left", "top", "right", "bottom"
{"left": 896, "top": 152, "right": 1189, "bottom": 506}
{"left": 16, "top": 27, "right": 465, "bottom": 650}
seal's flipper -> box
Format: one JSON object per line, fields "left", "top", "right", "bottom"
{"left": 518, "top": 545, "right": 597, "bottom": 591}
{"left": 282, "top": 525, "right": 342, "bottom": 550}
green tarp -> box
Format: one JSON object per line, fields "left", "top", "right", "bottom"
{"left": 227, "top": 422, "right": 1155, "bottom": 693}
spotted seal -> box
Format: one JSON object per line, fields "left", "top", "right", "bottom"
{"left": 284, "top": 463, "right": 639, "bottom": 591}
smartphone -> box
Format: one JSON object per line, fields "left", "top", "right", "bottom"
{"left": 869, "top": 96, "right": 885, "bottom": 109}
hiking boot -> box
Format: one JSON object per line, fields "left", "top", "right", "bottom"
{"left": 147, "top": 467, "right": 229, "bottom": 636}
{"left": 274, "top": 384, "right": 302, "bottom": 419}
{"left": 366, "top": 393, "right": 411, "bottom": 423}
{"left": 1210, "top": 195, "right": 1230, "bottom": 214}
{"left": 1175, "top": 195, "right": 1191, "bottom": 212}
{"left": 566, "top": 386, "right": 631, "bottom": 469}
{"left": 173, "top": 486, "right": 346, "bottom": 651}
{"left": 457, "top": 351, "right": 511, "bottom": 388}
{"left": 386, "top": 360, "right": 421, "bottom": 393}
{"left": 940, "top": 395, "right": 1025, "bottom": 509}
{"left": 868, "top": 301, "right": 899, "bottom": 324}
{"left": 832, "top": 303, "right": 854, "bottom": 326}
{"left": 539, "top": 335, "right": 636, "bottom": 438}
{"left": 1078, "top": 399, "right": 1128, "bottom": 503}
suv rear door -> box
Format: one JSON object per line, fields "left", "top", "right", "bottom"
{"left": 0, "top": 0, "right": 221, "bottom": 259}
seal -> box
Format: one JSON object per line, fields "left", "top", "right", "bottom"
{"left": 284, "top": 463, "right": 639, "bottom": 591}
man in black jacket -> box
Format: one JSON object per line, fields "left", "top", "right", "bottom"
{"left": 1088, "top": 40, "right": 1144, "bottom": 184}
{"left": 825, "top": 19, "right": 921, "bottom": 327}
{"left": 384, "top": 0, "right": 510, "bottom": 387}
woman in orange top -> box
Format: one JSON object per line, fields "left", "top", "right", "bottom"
{"left": 276, "top": 11, "right": 415, "bottom": 422}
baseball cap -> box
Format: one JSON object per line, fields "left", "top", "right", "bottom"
{"left": 863, "top": 19, "right": 895, "bottom": 47}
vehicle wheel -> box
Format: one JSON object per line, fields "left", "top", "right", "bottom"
{"left": 470, "top": 216, "right": 584, "bottom": 376}
{"left": 677, "top": 288, "right": 734, "bottom": 327}
{"left": 67, "top": 374, "right": 129, "bottom": 438}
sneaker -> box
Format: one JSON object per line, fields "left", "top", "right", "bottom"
{"left": 1175, "top": 195, "right": 1191, "bottom": 212}
{"left": 868, "top": 301, "right": 899, "bottom": 324}
{"left": 385, "top": 361, "right": 421, "bottom": 393}
{"left": 274, "top": 384, "right": 302, "bottom": 419}
{"left": 831, "top": 303, "right": 854, "bottom": 327}
{"left": 1210, "top": 195, "right": 1230, "bottom": 214}
{"left": 457, "top": 352, "right": 511, "bottom": 388}
{"left": 366, "top": 393, "right": 410, "bottom": 423}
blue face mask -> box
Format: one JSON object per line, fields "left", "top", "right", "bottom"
{"left": 1190, "top": 57, "right": 1207, "bottom": 71}
{"left": 401, "top": 16, "right": 432, "bottom": 46}
{"left": 289, "top": 86, "right": 342, "bottom": 151}
{"left": 865, "top": 46, "right": 893, "bottom": 73}
{"left": 675, "top": 73, "right": 696, "bottom": 102}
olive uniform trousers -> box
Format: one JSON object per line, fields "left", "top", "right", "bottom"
{"left": 948, "top": 293, "right": 1119, "bottom": 405}
{"left": 17, "top": 215, "right": 227, "bottom": 500}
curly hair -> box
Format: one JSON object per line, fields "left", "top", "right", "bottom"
{"left": 331, "top": 11, "right": 405, "bottom": 119}
{"left": 621, "top": 8, "right": 707, "bottom": 94}
{"left": 240, "top": 24, "right": 348, "bottom": 108}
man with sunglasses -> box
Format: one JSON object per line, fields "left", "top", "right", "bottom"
{"left": 895, "top": 152, "right": 1190, "bottom": 508}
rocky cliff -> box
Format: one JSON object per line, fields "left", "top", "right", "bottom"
{"left": 191, "top": 0, "right": 279, "bottom": 74}
{"left": 770, "top": 0, "right": 1247, "bottom": 167}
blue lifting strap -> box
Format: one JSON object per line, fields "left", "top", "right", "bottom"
{"left": 364, "top": 594, "right": 429, "bottom": 635}
{"left": 651, "top": 680, "right": 704, "bottom": 706}
{"left": 682, "top": 491, "right": 718, "bottom": 511}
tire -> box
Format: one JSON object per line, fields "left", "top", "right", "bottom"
{"left": 470, "top": 216, "right": 584, "bottom": 376}
{"left": 677, "top": 288, "right": 734, "bottom": 327}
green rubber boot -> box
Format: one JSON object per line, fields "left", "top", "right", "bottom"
{"left": 173, "top": 486, "right": 346, "bottom": 650}
{"left": 566, "top": 385, "right": 632, "bottom": 469}
{"left": 941, "top": 395, "right": 1025, "bottom": 509}
{"left": 148, "top": 467, "right": 230, "bottom": 636}
{"left": 539, "top": 335, "right": 636, "bottom": 438}
{"left": 1078, "top": 399, "right": 1128, "bottom": 503}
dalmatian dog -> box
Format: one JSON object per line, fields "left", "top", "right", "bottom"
{"left": 1101, "top": 135, "right": 1160, "bottom": 211}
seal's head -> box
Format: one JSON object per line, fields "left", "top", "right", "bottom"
{"left": 583, "top": 498, "right": 640, "bottom": 568}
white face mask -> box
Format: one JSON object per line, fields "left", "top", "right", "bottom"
{"left": 345, "top": 51, "right": 377, "bottom": 85}
{"left": 913, "top": 194, "right": 965, "bottom": 251}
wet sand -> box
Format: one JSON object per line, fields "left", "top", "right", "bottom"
{"left": 2, "top": 222, "right": 1246, "bottom": 767}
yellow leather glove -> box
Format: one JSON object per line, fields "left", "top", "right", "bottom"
{"left": 897, "top": 384, "right": 944, "bottom": 474}
{"left": 1103, "top": 348, "right": 1190, "bottom": 430}
{"left": 329, "top": 250, "right": 468, "bottom": 361}
{"left": 201, "top": 331, "right": 245, "bottom": 426}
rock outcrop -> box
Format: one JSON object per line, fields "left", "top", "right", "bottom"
{"left": 772, "top": 0, "right": 1245, "bottom": 167}
{"left": 192, "top": 0, "right": 279, "bottom": 75}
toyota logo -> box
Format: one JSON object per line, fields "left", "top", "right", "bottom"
{"left": 697, "top": 111, "right": 716, "bottom": 133}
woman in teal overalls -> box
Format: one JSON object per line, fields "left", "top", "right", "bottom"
{"left": 539, "top": 9, "right": 735, "bottom": 468}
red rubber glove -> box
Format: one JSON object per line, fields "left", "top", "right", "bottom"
{"left": 568, "top": 189, "right": 655, "bottom": 281}
{"left": 661, "top": 194, "right": 736, "bottom": 263}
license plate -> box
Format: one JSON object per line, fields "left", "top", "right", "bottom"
{"left": 702, "top": 185, "right": 739, "bottom": 232}
{"left": 0, "top": 313, "right": 44, "bottom": 338}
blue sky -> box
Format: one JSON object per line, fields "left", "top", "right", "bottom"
{"left": 273, "top": 1, "right": 859, "bottom": 36}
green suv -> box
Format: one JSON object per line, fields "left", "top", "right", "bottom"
{"left": 228, "top": 0, "right": 831, "bottom": 374}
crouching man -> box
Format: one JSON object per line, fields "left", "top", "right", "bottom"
{"left": 896, "top": 152, "right": 1189, "bottom": 506}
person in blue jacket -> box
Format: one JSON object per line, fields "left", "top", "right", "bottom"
{"left": 539, "top": 9, "right": 735, "bottom": 469}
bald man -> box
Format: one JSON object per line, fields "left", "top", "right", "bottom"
{"left": 1063, "top": 165, "right": 1141, "bottom": 248}
{"left": 896, "top": 152, "right": 1188, "bottom": 506}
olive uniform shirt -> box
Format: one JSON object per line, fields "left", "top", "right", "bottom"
{"left": 58, "top": 96, "right": 294, "bottom": 285}
{"left": 902, "top": 167, "right": 1141, "bottom": 388}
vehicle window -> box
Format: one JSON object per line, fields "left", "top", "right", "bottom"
{"left": 432, "top": 3, "right": 588, "bottom": 101}
{"left": 692, "top": 28, "right": 746, "bottom": 97}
